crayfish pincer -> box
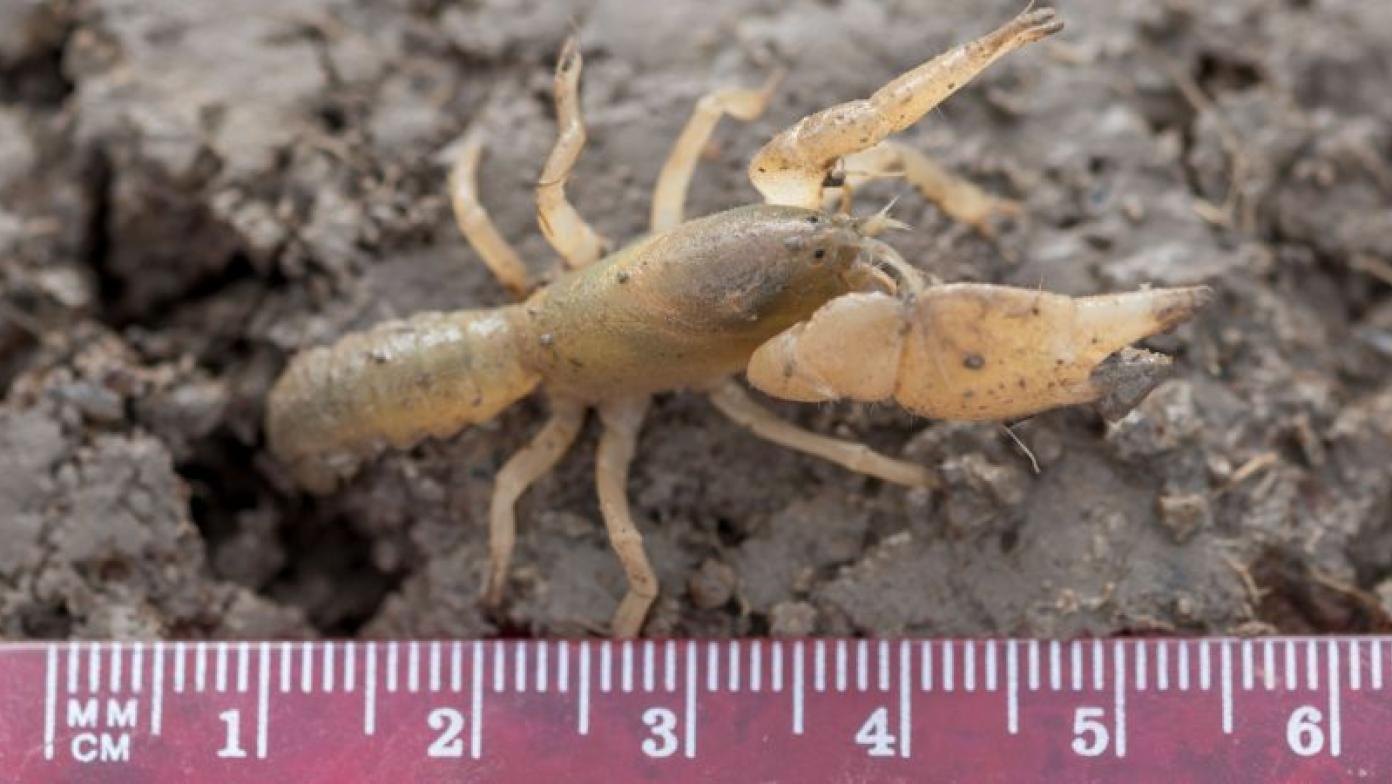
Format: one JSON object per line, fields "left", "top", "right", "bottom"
{"left": 266, "top": 9, "right": 1210, "bottom": 637}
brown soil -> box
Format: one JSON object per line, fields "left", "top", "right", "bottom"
{"left": 2, "top": 0, "right": 1391, "bottom": 641}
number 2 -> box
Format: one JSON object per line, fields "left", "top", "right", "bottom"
{"left": 427, "top": 708, "right": 466, "bottom": 758}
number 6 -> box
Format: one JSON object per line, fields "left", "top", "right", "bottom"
{"left": 1286, "top": 706, "right": 1324, "bottom": 757}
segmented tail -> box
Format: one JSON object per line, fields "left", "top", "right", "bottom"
{"left": 266, "top": 306, "right": 539, "bottom": 492}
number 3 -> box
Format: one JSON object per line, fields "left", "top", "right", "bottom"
{"left": 642, "top": 707, "right": 679, "bottom": 758}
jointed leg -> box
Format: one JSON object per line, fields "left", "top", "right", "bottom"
{"left": 749, "top": 8, "right": 1061, "bottom": 208}
{"left": 836, "top": 140, "right": 1021, "bottom": 236}
{"left": 595, "top": 397, "right": 656, "bottom": 637}
{"left": 449, "top": 132, "right": 533, "bottom": 299}
{"left": 650, "top": 71, "right": 783, "bottom": 232}
{"left": 484, "top": 399, "right": 586, "bottom": 606}
{"left": 536, "top": 37, "right": 610, "bottom": 269}
{"left": 708, "top": 380, "right": 938, "bottom": 488}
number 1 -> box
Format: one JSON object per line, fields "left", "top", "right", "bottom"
{"left": 218, "top": 709, "right": 247, "bottom": 758}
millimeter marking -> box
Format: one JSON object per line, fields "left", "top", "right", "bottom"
{"left": 1350, "top": 639, "right": 1360, "bottom": 691}
{"left": 237, "top": 642, "right": 250, "bottom": 693}
{"left": 256, "top": 642, "right": 270, "bottom": 759}
{"left": 1179, "top": 642, "right": 1190, "bottom": 691}
{"left": 1263, "top": 640, "right": 1275, "bottom": 691}
{"left": 750, "top": 641, "right": 762, "bottom": 692}
{"left": 1093, "top": 640, "right": 1104, "bottom": 691}
{"left": 558, "top": 641, "right": 568, "bottom": 694}
{"left": 665, "top": 641, "right": 676, "bottom": 693}
{"left": 429, "top": 641, "right": 440, "bottom": 693}
{"left": 152, "top": 642, "right": 164, "bottom": 735}
{"left": 684, "top": 641, "right": 697, "bottom": 758}
{"left": 66, "top": 644, "right": 78, "bottom": 695}
{"left": 964, "top": 640, "right": 975, "bottom": 692}
{"left": 43, "top": 646, "right": 55, "bottom": 760}
{"left": 706, "top": 641, "right": 718, "bottom": 693}
{"left": 856, "top": 640, "right": 867, "bottom": 692}
{"left": 279, "top": 642, "right": 291, "bottom": 694}
{"left": 111, "top": 641, "right": 122, "bottom": 693}
{"left": 1286, "top": 639, "right": 1297, "bottom": 691}
{"left": 641, "top": 641, "right": 652, "bottom": 693}
{"left": 1307, "top": 639, "right": 1319, "bottom": 691}
{"left": 621, "top": 641, "right": 632, "bottom": 694}
{"left": 471, "top": 641, "right": 484, "bottom": 759}
{"left": 539, "top": 640, "right": 550, "bottom": 693}
{"left": 1135, "top": 641, "right": 1147, "bottom": 692}
{"left": 1070, "top": 641, "right": 1081, "bottom": 692}
{"left": 215, "top": 642, "right": 226, "bottom": 693}
{"left": 985, "top": 640, "right": 997, "bottom": 693}
{"left": 1157, "top": 641, "right": 1169, "bottom": 692}
{"left": 1200, "top": 642, "right": 1211, "bottom": 692}
{"left": 1241, "top": 640, "right": 1254, "bottom": 691}
{"left": 1329, "top": 639, "right": 1342, "bottom": 757}
{"left": 1051, "top": 641, "right": 1062, "bottom": 691}
{"left": 1028, "top": 640, "right": 1040, "bottom": 692}
{"left": 944, "top": 641, "right": 955, "bottom": 692}
{"left": 364, "top": 643, "right": 377, "bottom": 736}
{"left": 89, "top": 641, "right": 101, "bottom": 694}
{"left": 1114, "top": 640, "right": 1127, "bottom": 758}
{"left": 302, "top": 641, "right": 314, "bottom": 694}
{"left": 771, "top": 641, "right": 783, "bottom": 693}
{"left": 600, "top": 642, "right": 611, "bottom": 694}
{"left": 132, "top": 642, "right": 143, "bottom": 693}
{"left": 323, "top": 640, "right": 335, "bottom": 694}
{"left": 578, "top": 642, "right": 591, "bottom": 735}
{"left": 730, "top": 640, "right": 741, "bottom": 692}
{"left": 1007, "top": 640, "right": 1020, "bottom": 734}
{"left": 347, "top": 642, "right": 357, "bottom": 693}
{"left": 495, "top": 641, "right": 507, "bottom": 694}
{"left": 793, "top": 641, "right": 805, "bottom": 735}
{"left": 898, "top": 641, "right": 912, "bottom": 758}
{"left": 1374, "top": 640, "right": 1384, "bottom": 690}
{"left": 1221, "top": 640, "right": 1234, "bottom": 734}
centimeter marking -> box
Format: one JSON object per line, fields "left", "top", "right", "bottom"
{"left": 19, "top": 637, "right": 1385, "bottom": 775}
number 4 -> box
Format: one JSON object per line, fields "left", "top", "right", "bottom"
{"left": 855, "top": 707, "right": 897, "bottom": 757}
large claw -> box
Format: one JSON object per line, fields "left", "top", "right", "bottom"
{"left": 747, "top": 283, "right": 1212, "bottom": 422}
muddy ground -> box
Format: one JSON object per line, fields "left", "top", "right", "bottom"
{"left": 1, "top": 0, "right": 1390, "bottom": 641}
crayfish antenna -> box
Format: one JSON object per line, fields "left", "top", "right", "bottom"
{"left": 855, "top": 198, "right": 913, "bottom": 237}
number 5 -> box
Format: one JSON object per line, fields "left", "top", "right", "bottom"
{"left": 1071, "top": 707, "right": 1109, "bottom": 757}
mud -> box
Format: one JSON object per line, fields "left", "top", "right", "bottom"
{"left": 1, "top": 0, "right": 1390, "bottom": 640}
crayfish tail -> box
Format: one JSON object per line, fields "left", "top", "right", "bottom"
{"left": 266, "top": 306, "right": 539, "bottom": 493}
